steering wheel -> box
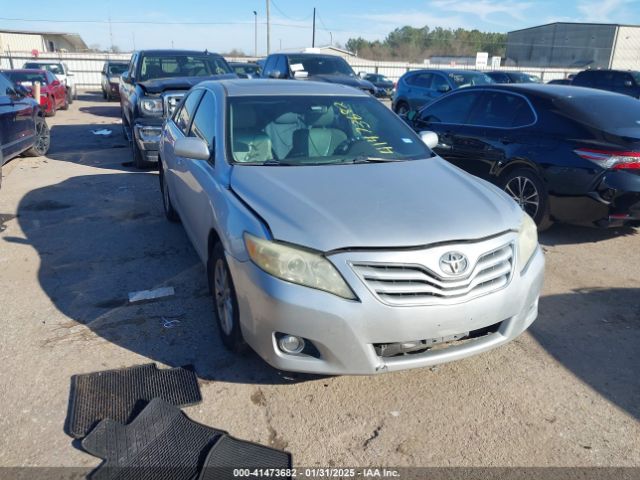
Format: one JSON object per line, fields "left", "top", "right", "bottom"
{"left": 334, "top": 138, "right": 370, "bottom": 155}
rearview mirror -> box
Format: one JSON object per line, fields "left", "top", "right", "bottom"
{"left": 437, "top": 84, "right": 451, "bottom": 93}
{"left": 175, "top": 137, "right": 211, "bottom": 161}
{"left": 419, "top": 131, "right": 439, "bottom": 149}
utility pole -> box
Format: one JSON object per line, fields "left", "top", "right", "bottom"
{"left": 312, "top": 8, "right": 316, "bottom": 48}
{"left": 108, "top": 16, "right": 114, "bottom": 53}
{"left": 253, "top": 11, "right": 258, "bottom": 57}
{"left": 266, "top": 0, "right": 271, "bottom": 54}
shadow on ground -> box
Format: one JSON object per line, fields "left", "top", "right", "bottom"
{"left": 533, "top": 287, "right": 640, "bottom": 419}
{"left": 79, "top": 104, "right": 121, "bottom": 118}
{"left": 11, "top": 170, "right": 317, "bottom": 385}
{"left": 539, "top": 223, "right": 638, "bottom": 246}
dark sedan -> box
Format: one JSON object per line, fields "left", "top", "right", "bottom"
{"left": 407, "top": 84, "right": 640, "bottom": 229}
{"left": 486, "top": 71, "right": 541, "bottom": 84}
{"left": 362, "top": 73, "right": 395, "bottom": 97}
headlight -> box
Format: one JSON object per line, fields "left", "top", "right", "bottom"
{"left": 244, "top": 233, "right": 356, "bottom": 299}
{"left": 139, "top": 97, "right": 163, "bottom": 116}
{"left": 517, "top": 213, "right": 538, "bottom": 271}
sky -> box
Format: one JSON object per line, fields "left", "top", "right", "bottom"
{"left": 2, "top": 0, "right": 639, "bottom": 55}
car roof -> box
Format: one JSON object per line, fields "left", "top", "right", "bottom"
{"left": 229, "top": 62, "right": 259, "bottom": 66}
{"left": 460, "top": 83, "right": 626, "bottom": 99}
{"left": 2, "top": 69, "right": 47, "bottom": 74}
{"left": 407, "top": 69, "right": 486, "bottom": 75}
{"left": 23, "top": 60, "right": 62, "bottom": 64}
{"left": 105, "top": 60, "right": 129, "bottom": 64}
{"left": 199, "top": 79, "right": 370, "bottom": 97}
{"left": 576, "top": 69, "right": 640, "bottom": 74}
{"left": 137, "top": 49, "right": 223, "bottom": 56}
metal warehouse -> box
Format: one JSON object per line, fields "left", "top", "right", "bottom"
{"left": 0, "top": 29, "right": 88, "bottom": 54}
{"left": 505, "top": 22, "right": 640, "bottom": 69}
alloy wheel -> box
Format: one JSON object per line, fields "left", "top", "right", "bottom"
{"left": 33, "top": 121, "right": 50, "bottom": 156}
{"left": 214, "top": 259, "right": 234, "bottom": 336}
{"left": 504, "top": 176, "right": 540, "bottom": 218}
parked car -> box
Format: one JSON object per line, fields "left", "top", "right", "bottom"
{"left": 392, "top": 69, "right": 493, "bottom": 114}
{"left": 22, "top": 61, "right": 77, "bottom": 103}
{"left": 0, "top": 72, "right": 50, "bottom": 189}
{"left": 572, "top": 69, "right": 640, "bottom": 98}
{"left": 407, "top": 84, "right": 640, "bottom": 229}
{"left": 547, "top": 79, "right": 572, "bottom": 85}
{"left": 119, "top": 49, "right": 235, "bottom": 168}
{"left": 261, "top": 53, "right": 376, "bottom": 95}
{"left": 362, "top": 73, "right": 395, "bottom": 97}
{"left": 158, "top": 79, "right": 544, "bottom": 375}
{"left": 101, "top": 60, "right": 129, "bottom": 100}
{"left": 486, "top": 71, "right": 541, "bottom": 84}
{"left": 2, "top": 69, "right": 68, "bottom": 116}
{"left": 229, "top": 62, "right": 261, "bottom": 79}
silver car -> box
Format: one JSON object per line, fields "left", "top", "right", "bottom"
{"left": 159, "top": 79, "right": 544, "bottom": 375}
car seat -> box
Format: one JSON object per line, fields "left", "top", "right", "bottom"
{"left": 232, "top": 105, "right": 273, "bottom": 163}
{"left": 265, "top": 112, "right": 305, "bottom": 160}
{"left": 290, "top": 108, "right": 348, "bottom": 158}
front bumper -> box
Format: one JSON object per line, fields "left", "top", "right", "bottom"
{"left": 226, "top": 233, "right": 545, "bottom": 375}
{"left": 133, "top": 119, "right": 163, "bottom": 163}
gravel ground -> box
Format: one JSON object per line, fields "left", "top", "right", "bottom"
{"left": 0, "top": 93, "right": 638, "bottom": 472}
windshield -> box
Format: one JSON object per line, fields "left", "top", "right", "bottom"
{"left": 287, "top": 55, "right": 355, "bottom": 77}
{"left": 4, "top": 71, "right": 48, "bottom": 85}
{"left": 555, "top": 94, "right": 640, "bottom": 134}
{"left": 228, "top": 95, "right": 432, "bottom": 166}
{"left": 138, "top": 55, "right": 231, "bottom": 81}
{"left": 449, "top": 72, "right": 493, "bottom": 88}
{"left": 233, "top": 65, "right": 261, "bottom": 75}
{"left": 24, "top": 63, "right": 63, "bottom": 75}
{"left": 108, "top": 64, "right": 128, "bottom": 76}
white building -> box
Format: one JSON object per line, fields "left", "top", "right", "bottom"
{"left": 0, "top": 29, "right": 89, "bottom": 54}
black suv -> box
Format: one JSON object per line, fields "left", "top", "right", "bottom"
{"left": 572, "top": 70, "right": 640, "bottom": 98}
{"left": 119, "top": 50, "right": 235, "bottom": 168}
{"left": 0, "top": 73, "right": 50, "bottom": 189}
{"left": 261, "top": 53, "right": 376, "bottom": 95}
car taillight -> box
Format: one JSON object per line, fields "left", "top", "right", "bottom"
{"left": 574, "top": 148, "right": 640, "bottom": 170}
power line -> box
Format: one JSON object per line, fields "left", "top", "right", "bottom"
{"left": 270, "top": 0, "right": 313, "bottom": 22}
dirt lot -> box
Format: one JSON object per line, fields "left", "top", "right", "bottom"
{"left": 0, "top": 93, "right": 638, "bottom": 471}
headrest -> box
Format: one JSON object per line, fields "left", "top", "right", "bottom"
{"left": 306, "top": 108, "right": 334, "bottom": 127}
{"left": 234, "top": 105, "right": 258, "bottom": 129}
{"left": 273, "top": 112, "right": 302, "bottom": 124}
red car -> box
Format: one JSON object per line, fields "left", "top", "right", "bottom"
{"left": 1, "top": 69, "right": 68, "bottom": 116}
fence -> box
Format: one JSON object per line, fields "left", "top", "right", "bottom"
{"left": 1, "top": 51, "right": 580, "bottom": 88}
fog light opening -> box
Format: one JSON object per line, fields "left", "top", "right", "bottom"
{"left": 278, "top": 334, "right": 305, "bottom": 354}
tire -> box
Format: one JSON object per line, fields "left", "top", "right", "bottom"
{"left": 499, "top": 168, "right": 552, "bottom": 231}
{"left": 24, "top": 116, "right": 50, "bottom": 157}
{"left": 102, "top": 89, "right": 107, "bottom": 100}
{"left": 60, "top": 93, "right": 69, "bottom": 111}
{"left": 208, "top": 242, "right": 246, "bottom": 353}
{"left": 395, "top": 101, "right": 410, "bottom": 115}
{"left": 131, "top": 137, "right": 147, "bottom": 169}
{"left": 66, "top": 87, "right": 74, "bottom": 105}
{"left": 159, "top": 160, "right": 180, "bottom": 223}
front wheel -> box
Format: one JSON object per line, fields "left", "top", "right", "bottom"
{"left": 66, "top": 88, "right": 74, "bottom": 105}
{"left": 159, "top": 161, "right": 180, "bottom": 223}
{"left": 499, "top": 168, "right": 552, "bottom": 230}
{"left": 208, "top": 242, "right": 246, "bottom": 353}
{"left": 395, "top": 101, "right": 410, "bottom": 115}
{"left": 24, "top": 117, "right": 50, "bottom": 157}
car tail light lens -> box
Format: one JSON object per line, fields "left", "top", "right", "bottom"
{"left": 574, "top": 148, "right": 640, "bottom": 170}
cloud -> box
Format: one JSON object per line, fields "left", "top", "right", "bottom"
{"left": 576, "top": 0, "right": 635, "bottom": 22}
{"left": 430, "top": 0, "right": 534, "bottom": 23}
{"left": 349, "top": 11, "right": 471, "bottom": 31}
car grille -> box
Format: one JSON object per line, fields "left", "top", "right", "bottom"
{"left": 351, "top": 243, "right": 514, "bottom": 306}
{"left": 163, "top": 93, "right": 185, "bottom": 117}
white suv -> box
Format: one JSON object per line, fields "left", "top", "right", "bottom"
{"left": 22, "top": 61, "right": 77, "bottom": 103}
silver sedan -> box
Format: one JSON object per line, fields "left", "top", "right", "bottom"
{"left": 159, "top": 79, "right": 544, "bottom": 375}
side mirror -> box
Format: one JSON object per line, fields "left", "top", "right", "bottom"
{"left": 175, "top": 137, "right": 211, "bottom": 161}
{"left": 293, "top": 70, "right": 309, "bottom": 79}
{"left": 437, "top": 84, "right": 451, "bottom": 93}
{"left": 419, "top": 131, "right": 439, "bottom": 150}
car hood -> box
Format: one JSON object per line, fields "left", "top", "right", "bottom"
{"left": 230, "top": 158, "right": 522, "bottom": 252}
{"left": 309, "top": 74, "right": 375, "bottom": 90}
{"left": 138, "top": 74, "right": 237, "bottom": 93}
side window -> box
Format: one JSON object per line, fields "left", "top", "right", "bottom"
{"left": 431, "top": 74, "right": 450, "bottom": 91}
{"left": 174, "top": 90, "right": 204, "bottom": 135}
{"left": 189, "top": 92, "right": 216, "bottom": 151}
{"left": 47, "top": 72, "right": 56, "bottom": 84}
{"left": 275, "top": 56, "right": 288, "bottom": 78}
{"left": 413, "top": 73, "right": 433, "bottom": 88}
{"left": 468, "top": 92, "right": 535, "bottom": 128}
{"left": 417, "top": 91, "right": 480, "bottom": 125}
{"left": 0, "top": 74, "right": 15, "bottom": 96}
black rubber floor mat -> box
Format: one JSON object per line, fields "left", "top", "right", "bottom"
{"left": 82, "top": 398, "right": 224, "bottom": 480}
{"left": 198, "top": 435, "right": 292, "bottom": 480}
{"left": 67, "top": 363, "right": 201, "bottom": 438}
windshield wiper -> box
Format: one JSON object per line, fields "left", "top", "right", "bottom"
{"left": 346, "top": 155, "right": 404, "bottom": 163}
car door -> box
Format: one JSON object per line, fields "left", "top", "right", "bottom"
{"left": 457, "top": 90, "right": 537, "bottom": 179}
{"left": 0, "top": 74, "right": 33, "bottom": 159}
{"left": 407, "top": 72, "right": 434, "bottom": 110}
{"left": 412, "top": 90, "right": 483, "bottom": 168}
{"left": 176, "top": 91, "right": 220, "bottom": 261}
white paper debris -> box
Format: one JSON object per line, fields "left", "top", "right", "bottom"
{"left": 91, "top": 129, "right": 113, "bottom": 136}
{"left": 390, "top": 411, "right": 400, "bottom": 417}
{"left": 162, "top": 317, "right": 181, "bottom": 329}
{"left": 128, "top": 286, "right": 175, "bottom": 304}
